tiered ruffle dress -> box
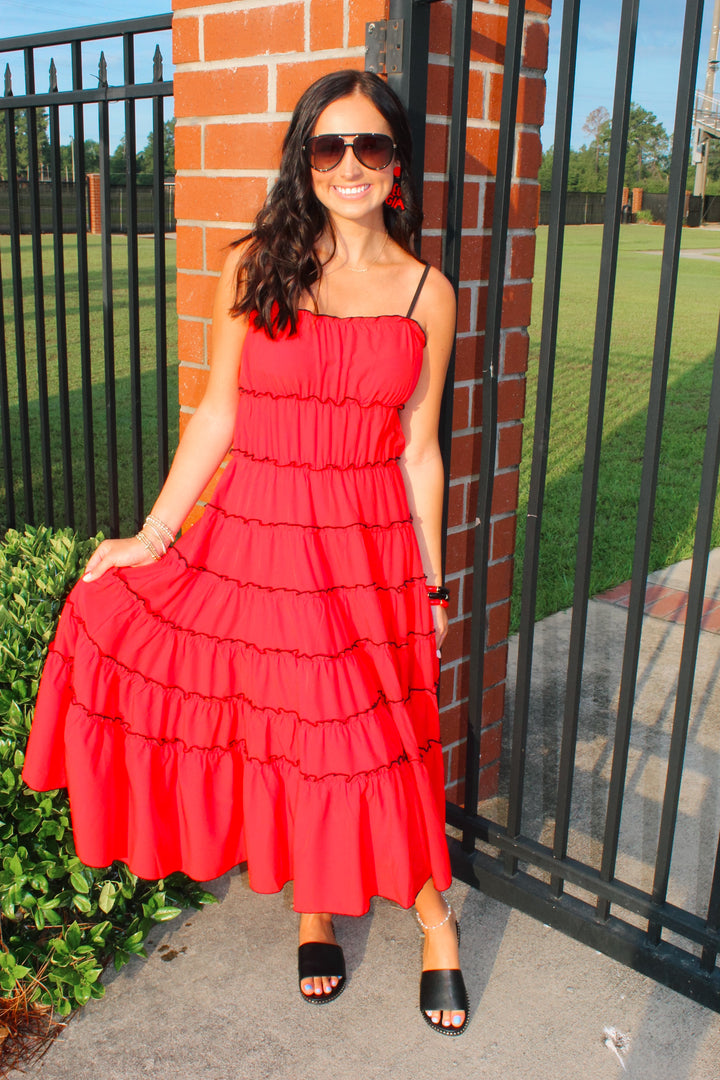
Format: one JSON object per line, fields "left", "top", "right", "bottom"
{"left": 22, "top": 303, "right": 452, "bottom": 915}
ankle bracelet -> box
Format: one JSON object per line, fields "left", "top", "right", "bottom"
{"left": 416, "top": 894, "right": 452, "bottom": 933}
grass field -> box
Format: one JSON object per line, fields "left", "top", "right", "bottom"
{"left": 513, "top": 223, "right": 720, "bottom": 629}
{"left": 0, "top": 234, "right": 178, "bottom": 539}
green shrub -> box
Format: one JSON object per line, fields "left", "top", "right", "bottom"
{"left": 0, "top": 525, "right": 216, "bottom": 1018}
{"left": 634, "top": 208, "right": 654, "bottom": 223}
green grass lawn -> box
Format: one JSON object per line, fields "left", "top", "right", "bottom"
{"left": 0, "top": 234, "right": 178, "bottom": 539}
{"left": 513, "top": 223, "right": 720, "bottom": 629}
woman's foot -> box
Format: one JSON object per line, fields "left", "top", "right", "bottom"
{"left": 416, "top": 885, "right": 467, "bottom": 1032}
{"left": 298, "top": 913, "right": 344, "bottom": 999}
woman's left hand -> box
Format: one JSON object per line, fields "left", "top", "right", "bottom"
{"left": 431, "top": 603, "right": 448, "bottom": 656}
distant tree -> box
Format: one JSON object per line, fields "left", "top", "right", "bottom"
{"left": 110, "top": 135, "right": 126, "bottom": 184}
{"left": 568, "top": 144, "right": 608, "bottom": 193}
{"left": 538, "top": 144, "right": 608, "bottom": 193}
{"left": 538, "top": 103, "right": 672, "bottom": 195}
{"left": 538, "top": 146, "right": 554, "bottom": 190}
{"left": 0, "top": 109, "right": 51, "bottom": 179}
{"left": 625, "top": 104, "right": 670, "bottom": 188}
{"left": 57, "top": 139, "right": 100, "bottom": 181}
{"left": 135, "top": 119, "right": 175, "bottom": 185}
{"left": 582, "top": 106, "right": 611, "bottom": 176}
{"left": 84, "top": 141, "right": 100, "bottom": 174}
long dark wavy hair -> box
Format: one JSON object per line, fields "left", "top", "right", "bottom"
{"left": 230, "top": 70, "right": 423, "bottom": 337}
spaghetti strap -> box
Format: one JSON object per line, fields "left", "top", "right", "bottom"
{"left": 405, "top": 263, "right": 431, "bottom": 319}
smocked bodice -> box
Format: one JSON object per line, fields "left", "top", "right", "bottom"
{"left": 234, "top": 312, "right": 425, "bottom": 470}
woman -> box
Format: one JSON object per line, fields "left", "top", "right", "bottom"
{"left": 23, "top": 70, "right": 467, "bottom": 1035}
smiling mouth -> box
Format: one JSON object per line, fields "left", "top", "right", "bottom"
{"left": 333, "top": 184, "right": 371, "bottom": 196}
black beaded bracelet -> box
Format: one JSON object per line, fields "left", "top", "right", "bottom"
{"left": 426, "top": 585, "right": 450, "bottom": 602}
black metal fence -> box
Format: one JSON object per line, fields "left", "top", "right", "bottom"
{"left": 539, "top": 190, "right": 607, "bottom": 225}
{"left": 0, "top": 179, "right": 176, "bottom": 234}
{"left": 701, "top": 193, "right": 720, "bottom": 221}
{"left": 539, "top": 189, "right": 720, "bottom": 226}
{"left": 395, "top": 0, "right": 720, "bottom": 1010}
{"left": 0, "top": 14, "right": 175, "bottom": 538}
{"left": 106, "top": 182, "right": 175, "bottom": 234}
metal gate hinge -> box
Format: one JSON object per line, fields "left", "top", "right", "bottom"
{"left": 365, "top": 19, "right": 404, "bottom": 76}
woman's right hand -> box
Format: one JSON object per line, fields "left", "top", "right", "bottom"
{"left": 82, "top": 536, "right": 158, "bottom": 582}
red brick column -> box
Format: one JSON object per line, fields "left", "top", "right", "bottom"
{"left": 171, "top": 0, "right": 552, "bottom": 802}
{"left": 632, "top": 186, "right": 643, "bottom": 213}
{"left": 87, "top": 173, "right": 101, "bottom": 234}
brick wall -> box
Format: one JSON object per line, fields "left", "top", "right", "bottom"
{"left": 172, "top": 0, "right": 552, "bottom": 803}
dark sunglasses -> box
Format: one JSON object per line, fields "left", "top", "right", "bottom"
{"left": 303, "top": 133, "right": 397, "bottom": 172}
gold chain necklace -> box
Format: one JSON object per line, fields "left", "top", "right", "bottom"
{"left": 346, "top": 232, "right": 389, "bottom": 273}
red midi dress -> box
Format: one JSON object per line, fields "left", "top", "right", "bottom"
{"left": 22, "top": 303, "right": 452, "bottom": 915}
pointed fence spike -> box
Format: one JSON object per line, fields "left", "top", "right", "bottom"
{"left": 4, "top": 64, "right": 12, "bottom": 97}
{"left": 153, "top": 44, "right": 163, "bottom": 82}
{"left": 49, "top": 57, "right": 58, "bottom": 93}
{"left": 98, "top": 51, "right": 107, "bottom": 87}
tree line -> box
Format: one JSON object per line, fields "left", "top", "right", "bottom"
{"left": 0, "top": 112, "right": 175, "bottom": 184}
{"left": 539, "top": 102, "right": 720, "bottom": 194}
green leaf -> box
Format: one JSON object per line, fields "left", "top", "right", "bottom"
{"left": 37, "top": 895, "right": 61, "bottom": 910}
{"left": 151, "top": 906, "right": 182, "bottom": 922}
{"left": 7, "top": 853, "right": 23, "bottom": 876}
{"left": 49, "top": 968, "right": 82, "bottom": 987}
{"left": 192, "top": 889, "right": 218, "bottom": 906}
{"left": 73, "top": 984, "right": 92, "bottom": 1006}
{"left": 98, "top": 881, "right": 117, "bottom": 913}
{"left": 65, "top": 922, "right": 82, "bottom": 951}
{"left": 69, "top": 872, "right": 90, "bottom": 894}
{"left": 114, "top": 950, "right": 130, "bottom": 971}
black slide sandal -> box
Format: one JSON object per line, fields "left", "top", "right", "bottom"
{"left": 298, "top": 942, "right": 346, "bottom": 1005}
{"left": 419, "top": 968, "right": 469, "bottom": 1035}
{"left": 418, "top": 918, "right": 469, "bottom": 1035}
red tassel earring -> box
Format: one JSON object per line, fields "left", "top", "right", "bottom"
{"left": 385, "top": 166, "right": 405, "bottom": 211}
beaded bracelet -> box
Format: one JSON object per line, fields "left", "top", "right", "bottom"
{"left": 135, "top": 530, "right": 162, "bottom": 561}
{"left": 143, "top": 520, "right": 168, "bottom": 556}
{"left": 145, "top": 513, "right": 175, "bottom": 544}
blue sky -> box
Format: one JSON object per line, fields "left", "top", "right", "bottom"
{"left": 0, "top": 2, "right": 172, "bottom": 152}
{"left": 545, "top": 0, "right": 718, "bottom": 148}
{"left": 0, "top": 0, "right": 718, "bottom": 152}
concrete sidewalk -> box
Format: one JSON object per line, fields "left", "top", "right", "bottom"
{"left": 15, "top": 558, "right": 720, "bottom": 1080}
